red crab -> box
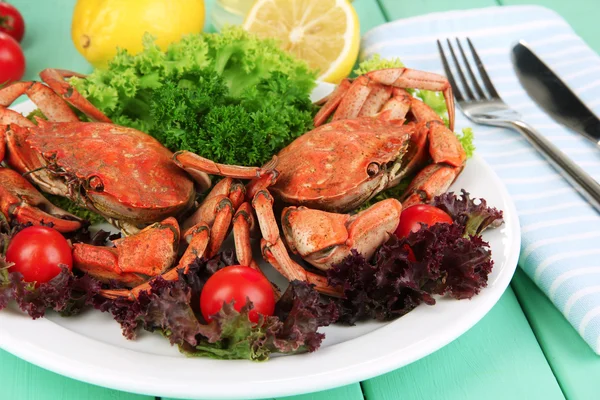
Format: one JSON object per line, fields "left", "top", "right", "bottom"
{"left": 0, "top": 69, "right": 210, "bottom": 234}
{"left": 104, "top": 68, "right": 466, "bottom": 297}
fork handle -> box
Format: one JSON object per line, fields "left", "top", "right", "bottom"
{"left": 509, "top": 120, "right": 600, "bottom": 213}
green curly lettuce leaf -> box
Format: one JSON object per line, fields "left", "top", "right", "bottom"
{"left": 456, "top": 127, "right": 475, "bottom": 159}
{"left": 354, "top": 54, "right": 405, "bottom": 75}
{"left": 69, "top": 27, "right": 317, "bottom": 167}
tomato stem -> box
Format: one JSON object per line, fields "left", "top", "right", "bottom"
{"left": 0, "top": 15, "right": 13, "bottom": 30}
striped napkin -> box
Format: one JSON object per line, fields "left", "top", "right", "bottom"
{"left": 361, "top": 5, "right": 600, "bottom": 354}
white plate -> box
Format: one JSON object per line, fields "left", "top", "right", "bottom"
{"left": 0, "top": 92, "right": 520, "bottom": 400}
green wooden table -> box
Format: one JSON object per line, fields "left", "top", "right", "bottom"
{"left": 2, "top": 0, "right": 599, "bottom": 399}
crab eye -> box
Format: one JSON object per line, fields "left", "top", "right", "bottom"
{"left": 87, "top": 175, "right": 104, "bottom": 192}
{"left": 367, "top": 162, "right": 380, "bottom": 177}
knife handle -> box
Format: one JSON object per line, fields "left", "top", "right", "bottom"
{"left": 509, "top": 120, "right": 600, "bottom": 213}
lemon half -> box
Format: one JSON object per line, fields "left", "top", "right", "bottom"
{"left": 243, "top": 0, "right": 360, "bottom": 83}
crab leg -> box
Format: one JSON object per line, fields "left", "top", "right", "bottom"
{"left": 0, "top": 127, "right": 5, "bottom": 162}
{"left": 367, "top": 68, "right": 455, "bottom": 131}
{"left": 38, "top": 69, "right": 112, "bottom": 123}
{"left": 232, "top": 202, "right": 258, "bottom": 269}
{"left": 0, "top": 167, "right": 84, "bottom": 232}
{"left": 0, "top": 108, "right": 36, "bottom": 128}
{"left": 252, "top": 189, "right": 342, "bottom": 296}
{"left": 376, "top": 88, "right": 412, "bottom": 121}
{"left": 261, "top": 238, "right": 338, "bottom": 296}
{"left": 100, "top": 222, "right": 211, "bottom": 300}
{"left": 174, "top": 151, "right": 279, "bottom": 180}
{"left": 0, "top": 81, "right": 30, "bottom": 106}
{"left": 233, "top": 201, "right": 282, "bottom": 298}
{"left": 332, "top": 76, "right": 395, "bottom": 121}
{"left": 202, "top": 177, "right": 245, "bottom": 210}
{"left": 0, "top": 81, "right": 79, "bottom": 122}
{"left": 314, "top": 68, "right": 455, "bottom": 131}
{"left": 313, "top": 78, "right": 352, "bottom": 126}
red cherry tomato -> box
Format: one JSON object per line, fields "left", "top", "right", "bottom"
{"left": 395, "top": 204, "right": 453, "bottom": 238}
{"left": 0, "top": 2, "right": 24, "bottom": 42}
{"left": 0, "top": 32, "right": 25, "bottom": 83}
{"left": 200, "top": 266, "right": 275, "bottom": 323}
{"left": 6, "top": 226, "right": 73, "bottom": 285}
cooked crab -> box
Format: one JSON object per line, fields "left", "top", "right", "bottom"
{"left": 0, "top": 69, "right": 209, "bottom": 233}
{"left": 168, "top": 67, "right": 465, "bottom": 295}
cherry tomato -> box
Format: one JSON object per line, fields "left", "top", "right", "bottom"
{"left": 6, "top": 226, "right": 73, "bottom": 285}
{"left": 0, "top": 32, "right": 25, "bottom": 83}
{"left": 200, "top": 266, "right": 275, "bottom": 323}
{"left": 0, "top": 2, "right": 24, "bottom": 42}
{"left": 395, "top": 204, "right": 453, "bottom": 238}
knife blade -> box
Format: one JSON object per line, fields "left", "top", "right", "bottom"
{"left": 512, "top": 40, "right": 600, "bottom": 147}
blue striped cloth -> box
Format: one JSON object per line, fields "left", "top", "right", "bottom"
{"left": 361, "top": 5, "right": 600, "bottom": 354}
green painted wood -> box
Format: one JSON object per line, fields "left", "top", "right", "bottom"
{"left": 378, "top": 0, "right": 499, "bottom": 20}
{"left": 164, "top": 384, "right": 363, "bottom": 400}
{"left": 0, "top": 349, "right": 151, "bottom": 400}
{"left": 16, "top": 0, "right": 92, "bottom": 81}
{"left": 361, "top": 288, "right": 564, "bottom": 400}
{"left": 499, "top": 0, "right": 600, "bottom": 54}
{"left": 354, "top": 0, "right": 389, "bottom": 36}
{"left": 512, "top": 269, "right": 600, "bottom": 400}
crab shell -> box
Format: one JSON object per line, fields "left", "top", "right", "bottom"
{"left": 270, "top": 118, "right": 410, "bottom": 213}
{"left": 4, "top": 120, "right": 195, "bottom": 228}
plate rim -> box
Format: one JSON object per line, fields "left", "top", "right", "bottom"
{"left": 0, "top": 99, "right": 521, "bottom": 400}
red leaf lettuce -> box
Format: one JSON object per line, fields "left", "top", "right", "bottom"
{"left": 432, "top": 189, "right": 503, "bottom": 236}
{"left": 328, "top": 218, "right": 496, "bottom": 324}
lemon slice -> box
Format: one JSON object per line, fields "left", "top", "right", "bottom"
{"left": 243, "top": 0, "right": 360, "bottom": 83}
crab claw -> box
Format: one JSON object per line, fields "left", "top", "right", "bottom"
{"left": 100, "top": 221, "right": 210, "bottom": 300}
{"left": 73, "top": 217, "right": 180, "bottom": 286}
{"left": 401, "top": 164, "right": 463, "bottom": 208}
{"left": 0, "top": 167, "right": 83, "bottom": 232}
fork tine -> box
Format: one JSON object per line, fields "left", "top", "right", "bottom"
{"left": 446, "top": 39, "right": 475, "bottom": 101}
{"left": 455, "top": 39, "right": 486, "bottom": 100}
{"left": 436, "top": 40, "right": 464, "bottom": 103}
{"left": 466, "top": 38, "right": 500, "bottom": 99}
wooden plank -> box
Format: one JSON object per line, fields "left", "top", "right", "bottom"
{"left": 361, "top": 288, "right": 565, "bottom": 400}
{"left": 378, "top": 0, "right": 499, "bottom": 21}
{"left": 16, "top": 0, "right": 92, "bottom": 80}
{"left": 499, "top": 0, "right": 600, "bottom": 53}
{"left": 512, "top": 268, "right": 600, "bottom": 400}
{"left": 165, "top": 383, "right": 363, "bottom": 400}
{"left": 354, "top": 0, "right": 389, "bottom": 35}
{"left": 0, "top": 349, "right": 150, "bottom": 400}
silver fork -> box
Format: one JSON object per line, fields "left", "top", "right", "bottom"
{"left": 438, "top": 38, "right": 600, "bottom": 213}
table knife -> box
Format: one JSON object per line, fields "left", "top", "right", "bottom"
{"left": 512, "top": 40, "right": 600, "bottom": 147}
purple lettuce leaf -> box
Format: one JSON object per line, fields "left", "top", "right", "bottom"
{"left": 271, "top": 280, "right": 338, "bottom": 353}
{"left": 97, "top": 276, "right": 202, "bottom": 345}
{"left": 432, "top": 189, "right": 503, "bottom": 236}
{"left": 328, "top": 222, "right": 494, "bottom": 324}
{"left": 0, "top": 264, "right": 100, "bottom": 319}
